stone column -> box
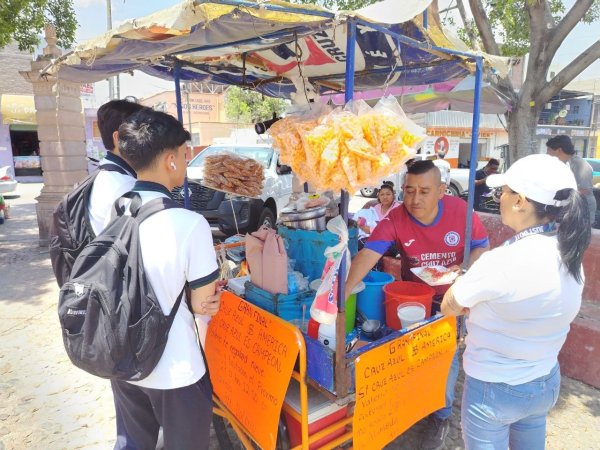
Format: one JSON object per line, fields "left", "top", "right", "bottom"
{"left": 21, "top": 25, "right": 87, "bottom": 246}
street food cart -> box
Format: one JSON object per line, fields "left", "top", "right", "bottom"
{"left": 45, "top": 1, "right": 499, "bottom": 447}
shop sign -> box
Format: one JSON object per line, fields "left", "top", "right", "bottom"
{"left": 80, "top": 83, "right": 94, "bottom": 95}
{"left": 422, "top": 136, "right": 459, "bottom": 159}
{"left": 206, "top": 291, "right": 300, "bottom": 450}
{"left": 353, "top": 317, "right": 457, "bottom": 449}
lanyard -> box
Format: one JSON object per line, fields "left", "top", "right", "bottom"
{"left": 502, "top": 222, "right": 556, "bottom": 247}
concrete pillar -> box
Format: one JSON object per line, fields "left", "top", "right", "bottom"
{"left": 21, "top": 25, "right": 87, "bottom": 246}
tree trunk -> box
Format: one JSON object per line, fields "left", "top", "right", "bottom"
{"left": 506, "top": 104, "right": 541, "bottom": 166}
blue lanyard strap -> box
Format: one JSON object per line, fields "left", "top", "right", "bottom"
{"left": 502, "top": 222, "right": 556, "bottom": 247}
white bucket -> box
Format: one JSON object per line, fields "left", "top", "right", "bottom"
{"left": 397, "top": 302, "right": 426, "bottom": 329}
{"left": 318, "top": 321, "right": 336, "bottom": 350}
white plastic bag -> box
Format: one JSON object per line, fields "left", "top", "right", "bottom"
{"left": 310, "top": 216, "right": 351, "bottom": 324}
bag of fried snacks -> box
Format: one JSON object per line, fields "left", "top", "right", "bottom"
{"left": 202, "top": 152, "right": 265, "bottom": 198}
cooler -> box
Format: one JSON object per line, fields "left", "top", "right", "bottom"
{"left": 283, "top": 379, "right": 348, "bottom": 449}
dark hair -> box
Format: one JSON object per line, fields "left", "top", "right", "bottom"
{"left": 380, "top": 180, "right": 394, "bottom": 190}
{"left": 118, "top": 109, "right": 191, "bottom": 172}
{"left": 529, "top": 188, "right": 591, "bottom": 283}
{"left": 97, "top": 100, "right": 146, "bottom": 150}
{"left": 406, "top": 160, "right": 441, "bottom": 184}
{"left": 487, "top": 158, "right": 500, "bottom": 167}
{"left": 546, "top": 135, "right": 574, "bottom": 155}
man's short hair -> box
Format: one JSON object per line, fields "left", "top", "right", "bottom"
{"left": 405, "top": 160, "right": 441, "bottom": 183}
{"left": 487, "top": 158, "right": 500, "bottom": 167}
{"left": 546, "top": 135, "right": 574, "bottom": 155}
{"left": 97, "top": 100, "right": 146, "bottom": 151}
{"left": 119, "top": 109, "right": 190, "bottom": 172}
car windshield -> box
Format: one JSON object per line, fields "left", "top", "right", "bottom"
{"left": 188, "top": 146, "right": 273, "bottom": 168}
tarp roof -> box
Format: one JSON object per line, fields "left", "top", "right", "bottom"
{"left": 45, "top": 0, "right": 506, "bottom": 99}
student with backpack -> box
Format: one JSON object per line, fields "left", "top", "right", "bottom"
{"left": 111, "top": 109, "right": 220, "bottom": 449}
{"left": 49, "top": 100, "right": 145, "bottom": 286}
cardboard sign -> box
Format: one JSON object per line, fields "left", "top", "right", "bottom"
{"left": 206, "top": 291, "right": 300, "bottom": 450}
{"left": 353, "top": 317, "right": 457, "bottom": 449}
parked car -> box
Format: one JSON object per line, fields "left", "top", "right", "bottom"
{"left": 0, "top": 166, "right": 18, "bottom": 196}
{"left": 171, "top": 144, "right": 293, "bottom": 236}
{"left": 583, "top": 158, "right": 600, "bottom": 187}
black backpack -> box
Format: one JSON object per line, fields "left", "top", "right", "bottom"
{"left": 58, "top": 193, "right": 185, "bottom": 381}
{"left": 49, "top": 164, "right": 129, "bottom": 287}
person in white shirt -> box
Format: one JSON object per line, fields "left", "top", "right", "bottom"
{"left": 111, "top": 109, "right": 221, "bottom": 450}
{"left": 88, "top": 100, "right": 146, "bottom": 235}
{"left": 441, "top": 154, "right": 591, "bottom": 450}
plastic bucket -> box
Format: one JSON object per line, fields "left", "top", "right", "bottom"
{"left": 397, "top": 302, "right": 426, "bottom": 329}
{"left": 383, "top": 281, "right": 435, "bottom": 330}
{"left": 311, "top": 279, "right": 363, "bottom": 333}
{"left": 357, "top": 271, "right": 395, "bottom": 324}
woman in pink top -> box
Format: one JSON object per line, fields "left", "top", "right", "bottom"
{"left": 358, "top": 181, "right": 400, "bottom": 236}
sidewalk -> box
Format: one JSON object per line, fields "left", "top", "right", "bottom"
{"left": 0, "top": 184, "right": 598, "bottom": 450}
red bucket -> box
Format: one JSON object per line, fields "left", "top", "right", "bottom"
{"left": 383, "top": 281, "right": 435, "bottom": 330}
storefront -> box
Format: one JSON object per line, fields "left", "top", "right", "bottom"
{"left": 0, "top": 94, "right": 42, "bottom": 181}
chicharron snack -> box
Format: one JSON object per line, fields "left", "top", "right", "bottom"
{"left": 203, "top": 153, "right": 265, "bottom": 197}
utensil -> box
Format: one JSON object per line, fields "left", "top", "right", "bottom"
{"left": 280, "top": 206, "right": 327, "bottom": 231}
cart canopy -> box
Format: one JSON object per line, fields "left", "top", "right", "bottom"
{"left": 45, "top": 0, "right": 508, "bottom": 99}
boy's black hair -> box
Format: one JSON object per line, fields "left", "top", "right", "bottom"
{"left": 97, "top": 100, "right": 146, "bottom": 151}
{"left": 487, "top": 158, "right": 500, "bottom": 166}
{"left": 546, "top": 135, "right": 575, "bottom": 155}
{"left": 118, "top": 109, "right": 191, "bottom": 172}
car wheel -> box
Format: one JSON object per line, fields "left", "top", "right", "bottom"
{"left": 446, "top": 184, "right": 460, "bottom": 197}
{"left": 257, "top": 207, "right": 276, "bottom": 229}
{"left": 360, "top": 187, "right": 378, "bottom": 198}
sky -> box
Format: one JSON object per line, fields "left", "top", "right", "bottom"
{"left": 71, "top": 0, "right": 600, "bottom": 105}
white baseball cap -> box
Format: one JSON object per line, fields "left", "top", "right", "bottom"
{"left": 486, "top": 154, "right": 577, "bottom": 206}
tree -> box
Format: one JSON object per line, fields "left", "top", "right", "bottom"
{"left": 0, "top": 0, "right": 77, "bottom": 52}
{"left": 441, "top": 0, "right": 600, "bottom": 162}
{"left": 224, "top": 86, "right": 288, "bottom": 124}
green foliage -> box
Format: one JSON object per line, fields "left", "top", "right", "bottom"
{"left": 289, "top": 0, "right": 378, "bottom": 11}
{"left": 0, "top": 0, "right": 77, "bottom": 52}
{"left": 224, "top": 87, "right": 288, "bottom": 124}
{"left": 460, "top": 0, "right": 599, "bottom": 57}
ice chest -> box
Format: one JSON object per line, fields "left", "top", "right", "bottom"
{"left": 283, "top": 379, "right": 348, "bottom": 449}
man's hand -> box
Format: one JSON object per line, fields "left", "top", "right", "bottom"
{"left": 200, "top": 290, "right": 222, "bottom": 316}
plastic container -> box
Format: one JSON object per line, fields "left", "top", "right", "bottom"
{"left": 244, "top": 282, "right": 313, "bottom": 321}
{"left": 227, "top": 276, "right": 250, "bottom": 297}
{"left": 318, "top": 321, "right": 336, "bottom": 350}
{"left": 278, "top": 226, "right": 359, "bottom": 281}
{"left": 283, "top": 379, "right": 348, "bottom": 450}
{"left": 397, "top": 302, "right": 426, "bottom": 328}
{"left": 357, "top": 271, "right": 395, "bottom": 324}
{"left": 383, "top": 281, "right": 435, "bottom": 330}
{"left": 310, "top": 279, "right": 364, "bottom": 333}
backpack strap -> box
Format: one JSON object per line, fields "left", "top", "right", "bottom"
{"left": 133, "top": 197, "right": 182, "bottom": 223}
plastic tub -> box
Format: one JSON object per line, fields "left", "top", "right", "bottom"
{"left": 310, "top": 280, "right": 364, "bottom": 333}
{"left": 357, "top": 271, "right": 395, "bottom": 324}
{"left": 397, "top": 302, "right": 426, "bottom": 328}
{"left": 383, "top": 281, "right": 435, "bottom": 330}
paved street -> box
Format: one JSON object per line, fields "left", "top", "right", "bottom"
{"left": 0, "top": 183, "right": 599, "bottom": 450}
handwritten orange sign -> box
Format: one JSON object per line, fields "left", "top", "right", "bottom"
{"left": 206, "top": 291, "right": 300, "bottom": 450}
{"left": 353, "top": 317, "right": 457, "bottom": 449}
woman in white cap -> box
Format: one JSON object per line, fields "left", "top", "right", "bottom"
{"left": 440, "top": 154, "right": 591, "bottom": 450}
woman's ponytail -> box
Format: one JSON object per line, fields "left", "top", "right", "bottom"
{"left": 555, "top": 189, "right": 591, "bottom": 283}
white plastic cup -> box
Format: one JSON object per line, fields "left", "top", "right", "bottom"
{"left": 397, "top": 302, "right": 426, "bottom": 329}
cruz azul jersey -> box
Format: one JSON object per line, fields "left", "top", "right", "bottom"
{"left": 365, "top": 195, "right": 489, "bottom": 295}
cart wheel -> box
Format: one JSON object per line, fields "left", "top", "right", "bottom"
{"left": 213, "top": 414, "right": 291, "bottom": 450}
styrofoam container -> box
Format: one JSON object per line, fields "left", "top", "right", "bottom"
{"left": 227, "top": 276, "right": 250, "bottom": 297}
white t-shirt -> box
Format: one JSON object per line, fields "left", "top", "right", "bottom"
{"left": 452, "top": 234, "right": 583, "bottom": 385}
{"left": 127, "top": 186, "right": 219, "bottom": 390}
{"left": 88, "top": 157, "right": 136, "bottom": 236}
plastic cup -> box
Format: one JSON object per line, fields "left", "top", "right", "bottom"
{"left": 397, "top": 302, "right": 426, "bottom": 329}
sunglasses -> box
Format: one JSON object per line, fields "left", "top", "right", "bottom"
{"left": 492, "top": 186, "right": 518, "bottom": 203}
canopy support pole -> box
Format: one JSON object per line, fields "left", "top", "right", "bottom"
{"left": 334, "top": 18, "right": 357, "bottom": 399}
{"left": 174, "top": 60, "right": 190, "bottom": 209}
{"left": 462, "top": 56, "right": 483, "bottom": 267}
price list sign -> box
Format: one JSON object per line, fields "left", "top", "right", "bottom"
{"left": 205, "top": 291, "right": 300, "bottom": 450}
{"left": 353, "top": 317, "right": 457, "bottom": 449}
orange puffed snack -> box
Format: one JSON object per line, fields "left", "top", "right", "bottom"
{"left": 269, "top": 99, "right": 424, "bottom": 192}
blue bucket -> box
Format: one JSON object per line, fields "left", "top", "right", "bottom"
{"left": 357, "top": 271, "right": 395, "bottom": 324}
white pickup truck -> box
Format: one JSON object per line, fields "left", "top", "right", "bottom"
{"left": 359, "top": 160, "right": 486, "bottom": 198}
